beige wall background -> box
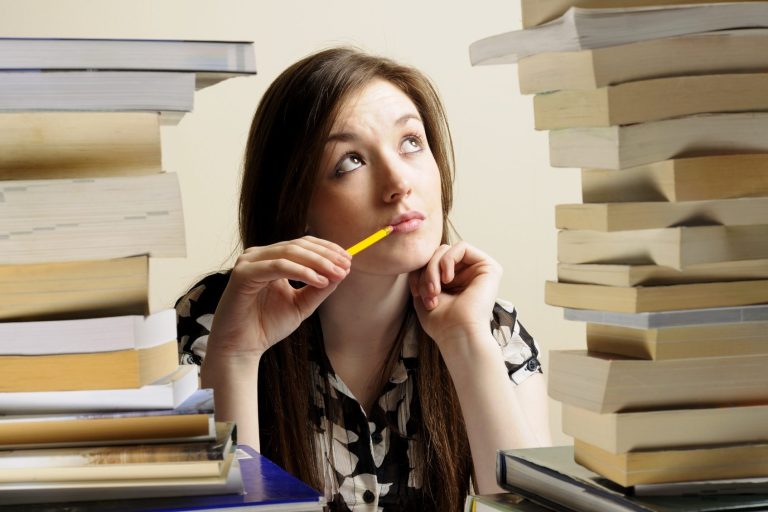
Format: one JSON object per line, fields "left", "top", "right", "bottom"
{"left": 0, "top": 0, "right": 584, "bottom": 444}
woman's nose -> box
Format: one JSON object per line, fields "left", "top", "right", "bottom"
{"left": 380, "top": 156, "right": 412, "bottom": 202}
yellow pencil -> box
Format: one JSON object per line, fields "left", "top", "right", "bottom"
{"left": 346, "top": 226, "right": 394, "bottom": 256}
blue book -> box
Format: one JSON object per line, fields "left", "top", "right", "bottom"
{"left": 0, "top": 446, "right": 325, "bottom": 511}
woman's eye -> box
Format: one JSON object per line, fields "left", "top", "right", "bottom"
{"left": 401, "top": 136, "right": 423, "bottom": 154}
{"left": 335, "top": 154, "right": 363, "bottom": 175}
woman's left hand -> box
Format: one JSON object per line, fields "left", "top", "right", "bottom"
{"left": 408, "top": 241, "right": 502, "bottom": 351}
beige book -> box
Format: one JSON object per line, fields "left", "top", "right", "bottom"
{"left": 545, "top": 280, "right": 768, "bottom": 313}
{"left": 581, "top": 154, "right": 768, "bottom": 203}
{"left": 558, "top": 260, "right": 768, "bottom": 287}
{"left": 0, "top": 255, "right": 148, "bottom": 321}
{"left": 0, "top": 339, "right": 178, "bottom": 393}
{"left": 563, "top": 403, "right": 768, "bottom": 454}
{"left": 520, "top": 0, "right": 763, "bottom": 28}
{"left": 0, "top": 112, "right": 161, "bottom": 180}
{"left": 519, "top": 29, "right": 768, "bottom": 94}
{"left": 586, "top": 322, "right": 768, "bottom": 360}
{"left": 558, "top": 225, "right": 768, "bottom": 269}
{"left": 548, "top": 350, "right": 768, "bottom": 413}
{"left": 550, "top": 112, "right": 768, "bottom": 170}
{"left": 0, "top": 173, "right": 185, "bottom": 264}
{"left": 574, "top": 439, "right": 768, "bottom": 486}
{"left": 535, "top": 73, "right": 768, "bottom": 130}
{"left": 555, "top": 197, "right": 768, "bottom": 231}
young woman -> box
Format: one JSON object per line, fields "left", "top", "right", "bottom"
{"left": 176, "top": 47, "right": 551, "bottom": 512}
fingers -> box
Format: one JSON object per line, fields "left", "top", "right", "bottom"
{"left": 236, "top": 236, "right": 351, "bottom": 290}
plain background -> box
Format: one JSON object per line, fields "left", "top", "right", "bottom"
{"left": 0, "top": 0, "right": 584, "bottom": 444}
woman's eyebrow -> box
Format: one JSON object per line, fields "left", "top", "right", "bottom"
{"left": 325, "top": 112, "right": 423, "bottom": 144}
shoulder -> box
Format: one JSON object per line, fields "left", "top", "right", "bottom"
{"left": 175, "top": 271, "right": 232, "bottom": 365}
{"left": 490, "top": 299, "right": 543, "bottom": 385}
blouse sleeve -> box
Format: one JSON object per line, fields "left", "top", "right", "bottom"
{"left": 490, "top": 299, "right": 543, "bottom": 385}
{"left": 174, "top": 271, "right": 231, "bottom": 366}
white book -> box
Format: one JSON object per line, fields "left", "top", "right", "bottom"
{"left": 0, "top": 309, "right": 175, "bottom": 355}
{"left": 469, "top": 2, "right": 768, "bottom": 65}
{"left": 0, "top": 37, "right": 256, "bottom": 89}
{"left": 0, "top": 365, "right": 198, "bottom": 413}
{"left": 0, "top": 173, "right": 186, "bottom": 264}
{"left": 0, "top": 71, "right": 194, "bottom": 113}
{"left": 564, "top": 304, "right": 768, "bottom": 328}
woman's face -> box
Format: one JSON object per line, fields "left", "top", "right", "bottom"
{"left": 307, "top": 79, "right": 444, "bottom": 275}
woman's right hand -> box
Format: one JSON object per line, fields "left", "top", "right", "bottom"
{"left": 207, "top": 236, "right": 351, "bottom": 358}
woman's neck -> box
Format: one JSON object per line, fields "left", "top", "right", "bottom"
{"left": 318, "top": 270, "right": 411, "bottom": 358}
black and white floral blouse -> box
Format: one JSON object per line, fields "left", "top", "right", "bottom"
{"left": 176, "top": 272, "right": 542, "bottom": 512}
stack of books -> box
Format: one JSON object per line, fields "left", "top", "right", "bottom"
{"left": 469, "top": 1, "right": 768, "bottom": 510}
{"left": 0, "top": 37, "right": 260, "bottom": 506}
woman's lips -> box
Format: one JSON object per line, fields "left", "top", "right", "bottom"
{"left": 391, "top": 218, "right": 423, "bottom": 233}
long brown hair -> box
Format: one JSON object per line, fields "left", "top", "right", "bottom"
{"left": 240, "top": 47, "right": 472, "bottom": 511}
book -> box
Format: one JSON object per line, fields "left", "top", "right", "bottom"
{"left": 0, "top": 71, "right": 194, "bottom": 114}
{"left": 0, "top": 173, "right": 186, "bottom": 264}
{"left": 0, "top": 37, "right": 256, "bottom": 90}
{"left": 0, "top": 339, "right": 178, "bottom": 392}
{"left": 635, "top": 478, "right": 768, "bottom": 497}
{"left": 550, "top": 112, "right": 768, "bottom": 170}
{"left": 545, "top": 280, "right": 768, "bottom": 313}
{"left": 586, "top": 321, "right": 768, "bottom": 360}
{"left": 497, "top": 445, "right": 768, "bottom": 512}
{"left": 0, "top": 255, "right": 149, "bottom": 322}
{"left": 580, "top": 154, "right": 768, "bottom": 203}
{"left": 0, "top": 112, "right": 161, "bottom": 180}
{"left": 0, "top": 446, "right": 324, "bottom": 510}
{"left": 562, "top": 403, "right": 768, "bottom": 454}
{"left": 555, "top": 197, "right": 768, "bottom": 231}
{"left": 0, "top": 309, "right": 175, "bottom": 355}
{"left": 519, "top": 0, "right": 764, "bottom": 28}
{"left": 575, "top": 439, "right": 768, "bottom": 487}
{"left": 0, "top": 422, "right": 234, "bottom": 484}
{"left": 0, "top": 364, "right": 199, "bottom": 413}
{"left": 558, "top": 225, "right": 768, "bottom": 269}
{"left": 469, "top": 2, "right": 768, "bottom": 65}
{"left": 0, "top": 389, "right": 214, "bottom": 449}
{"left": 534, "top": 73, "right": 768, "bottom": 130}
{"left": 465, "top": 493, "right": 549, "bottom": 511}
{"left": 518, "top": 29, "right": 768, "bottom": 94}
{"left": 557, "top": 260, "right": 768, "bottom": 287}
{"left": 548, "top": 350, "right": 768, "bottom": 413}
{"left": 564, "top": 304, "right": 768, "bottom": 329}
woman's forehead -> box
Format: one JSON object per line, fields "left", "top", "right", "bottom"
{"left": 329, "top": 79, "right": 422, "bottom": 135}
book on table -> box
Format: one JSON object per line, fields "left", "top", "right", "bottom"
{"left": 548, "top": 350, "right": 768, "bottom": 413}
{"left": 0, "top": 112, "right": 161, "bottom": 180}
{"left": 0, "top": 388, "right": 215, "bottom": 449}
{"left": 585, "top": 321, "right": 768, "bottom": 360}
{"left": 0, "top": 421, "right": 235, "bottom": 483}
{"left": 555, "top": 197, "right": 768, "bottom": 231}
{"left": 0, "top": 71, "right": 195, "bottom": 117}
{"left": 0, "top": 364, "right": 199, "bottom": 413}
{"left": 544, "top": 279, "right": 768, "bottom": 313}
{"left": 564, "top": 304, "right": 768, "bottom": 329}
{"left": 0, "top": 172, "right": 186, "bottom": 265}
{"left": 469, "top": 2, "right": 768, "bottom": 65}
{"left": 0, "top": 37, "right": 256, "bottom": 89}
{"left": 0, "top": 255, "right": 149, "bottom": 321}
{"left": 580, "top": 154, "right": 768, "bottom": 203}
{"left": 518, "top": 29, "right": 768, "bottom": 94}
{"left": 464, "top": 493, "right": 550, "bottom": 511}
{"left": 549, "top": 112, "right": 768, "bottom": 170}
{"left": 497, "top": 445, "right": 768, "bottom": 512}
{"left": 518, "top": 0, "right": 764, "bottom": 28}
{"left": 562, "top": 403, "right": 768, "bottom": 454}
{"left": 534, "top": 73, "right": 768, "bottom": 130}
{"left": 558, "top": 225, "right": 768, "bottom": 269}
{"left": 557, "top": 260, "right": 768, "bottom": 287}
{"left": 0, "top": 445, "right": 325, "bottom": 511}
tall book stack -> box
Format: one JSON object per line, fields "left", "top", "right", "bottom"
{"left": 470, "top": 0, "right": 768, "bottom": 502}
{"left": 0, "top": 37, "right": 259, "bottom": 506}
